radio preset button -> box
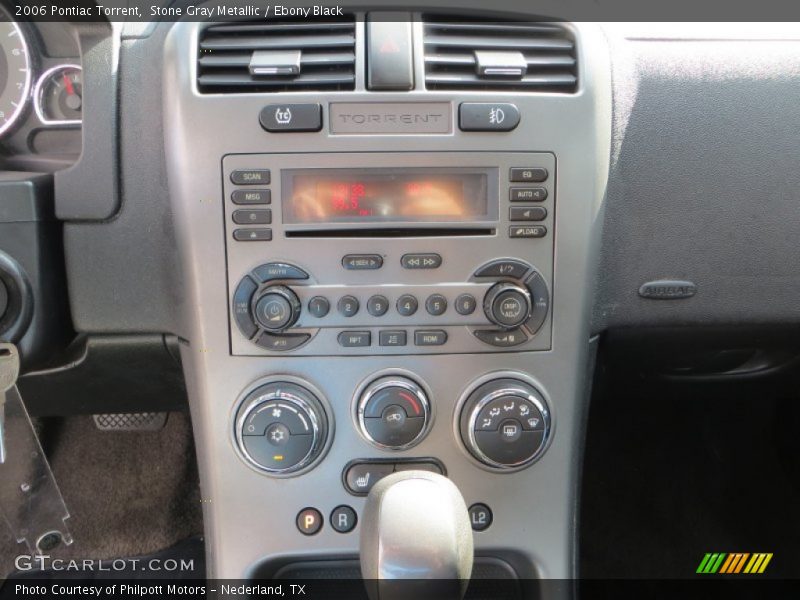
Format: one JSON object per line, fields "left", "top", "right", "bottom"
{"left": 233, "top": 228, "right": 272, "bottom": 241}
{"left": 343, "top": 254, "right": 383, "bottom": 270}
{"left": 509, "top": 187, "right": 547, "bottom": 202}
{"left": 338, "top": 331, "right": 371, "bottom": 347}
{"left": 401, "top": 253, "right": 442, "bottom": 269}
{"left": 308, "top": 296, "right": 330, "bottom": 318}
{"left": 509, "top": 167, "right": 548, "bottom": 183}
{"left": 231, "top": 189, "right": 271, "bottom": 205}
{"left": 425, "top": 294, "right": 447, "bottom": 316}
{"left": 338, "top": 296, "right": 360, "bottom": 317}
{"left": 396, "top": 295, "right": 418, "bottom": 316}
{"left": 414, "top": 330, "right": 447, "bottom": 346}
{"left": 379, "top": 330, "right": 407, "bottom": 347}
{"left": 455, "top": 294, "right": 477, "bottom": 316}
{"left": 231, "top": 169, "right": 270, "bottom": 185}
{"left": 510, "top": 225, "right": 547, "bottom": 239}
{"left": 367, "top": 295, "right": 389, "bottom": 317}
{"left": 510, "top": 206, "right": 547, "bottom": 221}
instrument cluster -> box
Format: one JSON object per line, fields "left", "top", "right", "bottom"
{"left": 0, "top": 8, "right": 82, "bottom": 165}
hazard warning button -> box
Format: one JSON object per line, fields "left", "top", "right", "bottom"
{"left": 366, "top": 15, "right": 414, "bottom": 90}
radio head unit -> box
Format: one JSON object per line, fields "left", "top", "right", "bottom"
{"left": 222, "top": 151, "right": 555, "bottom": 356}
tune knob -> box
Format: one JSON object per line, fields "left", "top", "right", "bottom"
{"left": 357, "top": 376, "right": 431, "bottom": 450}
{"left": 235, "top": 381, "right": 329, "bottom": 475}
{"left": 253, "top": 285, "right": 301, "bottom": 332}
{"left": 483, "top": 283, "right": 532, "bottom": 330}
{"left": 459, "top": 378, "right": 550, "bottom": 470}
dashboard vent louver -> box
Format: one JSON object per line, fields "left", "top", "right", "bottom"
{"left": 423, "top": 18, "right": 578, "bottom": 93}
{"left": 197, "top": 18, "right": 356, "bottom": 93}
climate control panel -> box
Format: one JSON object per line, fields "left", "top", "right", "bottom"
{"left": 230, "top": 258, "right": 550, "bottom": 355}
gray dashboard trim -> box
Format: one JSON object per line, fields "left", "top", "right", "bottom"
{"left": 163, "top": 19, "right": 611, "bottom": 587}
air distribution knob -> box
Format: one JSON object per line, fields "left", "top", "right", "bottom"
{"left": 357, "top": 376, "right": 431, "bottom": 450}
{"left": 483, "top": 283, "right": 532, "bottom": 330}
{"left": 253, "top": 285, "right": 301, "bottom": 332}
{"left": 459, "top": 378, "right": 550, "bottom": 470}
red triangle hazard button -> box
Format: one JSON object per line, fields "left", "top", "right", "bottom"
{"left": 380, "top": 38, "right": 400, "bottom": 53}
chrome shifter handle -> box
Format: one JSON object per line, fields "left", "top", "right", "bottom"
{"left": 360, "top": 470, "right": 474, "bottom": 600}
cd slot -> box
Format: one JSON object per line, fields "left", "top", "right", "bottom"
{"left": 285, "top": 228, "right": 495, "bottom": 238}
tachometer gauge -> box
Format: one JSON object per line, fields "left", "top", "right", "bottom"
{"left": 34, "top": 65, "right": 82, "bottom": 125}
{"left": 0, "top": 13, "right": 31, "bottom": 137}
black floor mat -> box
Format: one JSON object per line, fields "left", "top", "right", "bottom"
{"left": 580, "top": 353, "right": 800, "bottom": 579}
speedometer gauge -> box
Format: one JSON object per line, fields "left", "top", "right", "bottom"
{"left": 0, "top": 11, "right": 31, "bottom": 137}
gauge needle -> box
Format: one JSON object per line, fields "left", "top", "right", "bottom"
{"left": 63, "top": 74, "right": 75, "bottom": 96}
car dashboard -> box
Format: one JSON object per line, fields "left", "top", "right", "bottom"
{"left": 1, "top": 3, "right": 800, "bottom": 596}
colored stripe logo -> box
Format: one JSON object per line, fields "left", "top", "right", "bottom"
{"left": 697, "top": 553, "right": 773, "bottom": 574}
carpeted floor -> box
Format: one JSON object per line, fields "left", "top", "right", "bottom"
{"left": 0, "top": 411, "right": 202, "bottom": 578}
{"left": 580, "top": 364, "right": 800, "bottom": 579}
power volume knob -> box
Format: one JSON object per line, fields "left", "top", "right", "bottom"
{"left": 483, "top": 283, "right": 532, "bottom": 330}
{"left": 253, "top": 285, "right": 301, "bottom": 332}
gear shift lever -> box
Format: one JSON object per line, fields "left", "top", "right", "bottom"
{"left": 360, "top": 470, "right": 474, "bottom": 600}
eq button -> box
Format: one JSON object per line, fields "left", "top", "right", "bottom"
{"left": 509, "top": 167, "right": 548, "bottom": 182}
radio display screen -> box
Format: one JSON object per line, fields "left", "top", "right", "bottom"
{"left": 282, "top": 168, "right": 491, "bottom": 224}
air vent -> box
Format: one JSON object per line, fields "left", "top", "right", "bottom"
{"left": 197, "top": 18, "right": 356, "bottom": 93}
{"left": 423, "top": 19, "right": 577, "bottom": 92}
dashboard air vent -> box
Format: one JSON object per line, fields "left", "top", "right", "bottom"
{"left": 197, "top": 18, "right": 356, "bottom": 93}
{"left": 423, "top": 19, "right": 577, "bottom": 92}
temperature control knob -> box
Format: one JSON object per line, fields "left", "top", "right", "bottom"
{"left": 253, "top": 286, "right": 301, "bottom": 332}
{"left": 483, "top": 283, "right": 532, "bottom": 330}
{"left": 357, "top": 376, "right": 430, "bottom": 450}
{"left": 235, "top": 381, "right": 328, "bottom": 475}
{"left": 459, "top": 378, "right": 550, "bottom": 470}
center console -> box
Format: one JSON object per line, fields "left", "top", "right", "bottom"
{"left": 163, "top": 14, "right": 611, "bottom": 592}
